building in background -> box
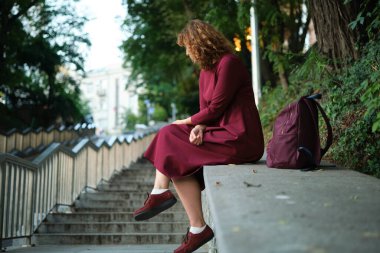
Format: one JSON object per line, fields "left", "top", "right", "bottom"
{"left": 80, "top": 65, "right": 139, "bottom": 134}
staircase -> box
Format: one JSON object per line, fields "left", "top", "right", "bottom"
{"left": 31, "top": 159, "right": 207, "bottom": 251}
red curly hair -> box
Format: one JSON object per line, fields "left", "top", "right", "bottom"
{"left": 177, "top": 19, "right": 233, "bottom": 70}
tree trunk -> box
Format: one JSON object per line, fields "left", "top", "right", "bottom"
{"left": 308, "top": 0, "right": 359, "bottom": 68}
{"left": 260, "top": 56, "right": 277, "bottom": 88}
{"left": 279, "top": 71, "right": 289, "bottom": 90}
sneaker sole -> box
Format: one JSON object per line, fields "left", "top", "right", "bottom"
{"left": 134, "top": 197, "right": 177, "bottom": 221}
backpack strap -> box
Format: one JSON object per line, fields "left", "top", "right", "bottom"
{"left": 298, "top": 146, "right": 317, "bottom": 171}
{"left": 306, "top": 94, "right": 333, "bottom": 158}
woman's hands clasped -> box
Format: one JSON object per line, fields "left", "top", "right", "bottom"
{"left": 189, "top": 125, "right": 206, "bottom": 146}
{"left": 171, "top": 118, "right": 205, "bottom": 146}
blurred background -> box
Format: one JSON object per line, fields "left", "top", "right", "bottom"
{"left": 0, "top": 0, "right": 379, "bottom": 177}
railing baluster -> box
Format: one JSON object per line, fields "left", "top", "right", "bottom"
{"left": 15, "top": 167, "right": 21, "bottom": 237}
{"left": 0, "top": 163, "right": 5, "bottom": 250}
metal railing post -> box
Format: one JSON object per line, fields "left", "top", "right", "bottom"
{"left": 0, "top": 163, "right": 5, "bottom": 251}
{"left": 30, "top": 167, "right": 37, "bottom": 246}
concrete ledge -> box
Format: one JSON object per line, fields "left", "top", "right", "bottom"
{"left": 203, "top": 161, "right": 380, "bottom": 253}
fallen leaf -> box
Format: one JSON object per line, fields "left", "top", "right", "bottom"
{"left": 363, "top": 231, "right": 380, "bottom": 238}
{"left": 278, "top": 219, "right": 288, "bottom": 225}
{"left": 350, "top": 195, "right": 359, "bottom": 200}
{"left": 243, "top": 181, "right": 261, "bottom": 188}
{"left": 275, "top": 195, "right": 290, "bottom": 200}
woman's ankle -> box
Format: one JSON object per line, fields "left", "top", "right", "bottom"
{"left": 190, "top": 220, "right": 206, "bottom": 228}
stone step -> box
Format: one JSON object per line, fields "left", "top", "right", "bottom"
{"left": 123, "top": 165, "right": 155, "bottom": 172}
{"left": 45, "top": 212, "right": 188, "bottom": 223}
{"left": 107, "top": 180, "right": 155, "bottom": 187}
{"left": 118, "top": 169, "right": 156, "bottom": 176}
{"left": 74, "top": 205, "right": 184, "bottom": 212}
{"left": 37, "top": 222, "right": 189, "bottom": 233}
{"left": 117, "top": 169, "right": 155, "bottom": 176}
{"left": 32, "top": 233, "right": 185, "bottom": 245}
{"left": 97, "top": 184, "right": 176, "bottom": 192}
{"left": 108, "top": 170, "right": 155, "bottom": 181}
{"left": 75, "top": 198, "right": 145, "bottom": 208}
{"left": 74, "top": 199, "right": 184, "bottom": 209}
{"left": 110, "top": 177, "right": 155, "bottom": 183}
{"left": 80, "top": 191, "right": 179, "bottom": 201}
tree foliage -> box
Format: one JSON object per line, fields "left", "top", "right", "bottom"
{"left": 121, "top": 0, "right": 249, "bottom": 117}
{"left": 260, "top": 0, "right": 380, "bottom": 177}
{"left": 0, "top": 0, "right": 90, "bottom": 130}
{"left": 255, "top": 0, "right": 310, "bottom": 89}
{"left": 122, "top": 0, "right": 311, "bottom": 117}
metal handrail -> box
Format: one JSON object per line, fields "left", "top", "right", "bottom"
{"left": 0, "top": 128, "right": 157, "bottom": 250}
{"left": 0, "top": 124, "right": 97, "bottom": 153}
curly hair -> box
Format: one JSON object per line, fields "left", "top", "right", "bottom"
{"left": 177, "top": 19, "right": 233, "bottom": 70}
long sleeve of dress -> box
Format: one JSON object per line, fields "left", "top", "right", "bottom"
{"left": 191, "top": 56, "right": 241, "bottom": 125}
{"left": 199, "top": 75, "right": 207, "bottom": 111}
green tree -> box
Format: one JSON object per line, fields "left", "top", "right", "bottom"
{"left": 253, "top": 0, "right": 310, "bottom": 89}
{"left": 122, "top": 0, "right": 313, "bottom": 118}
{"left": 152, "top": 104, "right": 168, "bottom": 122}
{"left": 260, "top": 0, "right": 380, "bottom": 177}
{"left": 0, "top": 0, "right": 90, "bottom": 129}
{"left": 122, "top": 0, "right": 250, "bottom": 117}
{"left": 123, "top": 109, "right": 139, "bottom": 131}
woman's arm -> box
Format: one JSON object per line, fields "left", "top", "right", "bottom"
{"left": 190, "top": 56, "right": 241, "bottom": 125}
{"left": 172, "top": 117, "right": 192, "bottom": 125}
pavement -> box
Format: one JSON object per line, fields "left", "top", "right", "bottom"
{"left": 5, "top": 244, "right": 208, "bottom": 253}
{"left": 203, "top": 161, "right": 380, "bottom": 253}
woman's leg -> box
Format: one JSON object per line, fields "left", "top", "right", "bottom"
{"left": 172, "top": 176, "right": 205, "bottom": 227}
{"left": 133, "top": 169, "right": 176, "bottom": 221}
{"left": 153, "top": 169, "right": 170, "bottom": 189}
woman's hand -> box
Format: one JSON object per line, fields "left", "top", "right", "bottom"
{"left": 172, "top": 117, "right": 192, "bottom": 125}
{"left": 172, "top": 119, "right": 186, "bottom": 125}
{"left": 189, "top": 125, "right": 206, "bottom": 146}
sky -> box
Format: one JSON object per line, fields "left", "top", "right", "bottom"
{"left": 77, "top": 0, "right": 127, "bottom": 71}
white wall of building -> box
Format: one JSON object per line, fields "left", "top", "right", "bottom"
{"left": 80, "top": 65, "right": 138, "bottom": 134}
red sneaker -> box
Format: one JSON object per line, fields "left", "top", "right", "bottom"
{"left": 174, "top": 225, "right": 214, "bottom": 253}
{"left": 133, "top": 190, "right": 177, "bottom": 221}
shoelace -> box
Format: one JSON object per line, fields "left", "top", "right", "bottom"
{"left": 182, "top": 227, "right": 190, "bottom": 244}
{"left": 143, "top": 192, "right": 150, "bottom": 205}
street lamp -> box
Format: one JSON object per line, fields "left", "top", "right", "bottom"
{"left": 171, "top": 102, "right": 177, "bottom": 122}
{"left": 144, "top": 99, "right": 151, "bottom": 124}
{"left": 251, "top": 0, "right": 262, "bottom": 106}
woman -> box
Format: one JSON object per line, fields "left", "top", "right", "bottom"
{"left": 133, "top": 19, "right": 264, "bottom": 253}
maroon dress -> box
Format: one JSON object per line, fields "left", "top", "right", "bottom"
{"left": 144, "top": 53, "right": 264, "bottom": 190}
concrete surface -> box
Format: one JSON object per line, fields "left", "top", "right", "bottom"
{"left": 203, "top": 161, "right": 380, "bottom": 253}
